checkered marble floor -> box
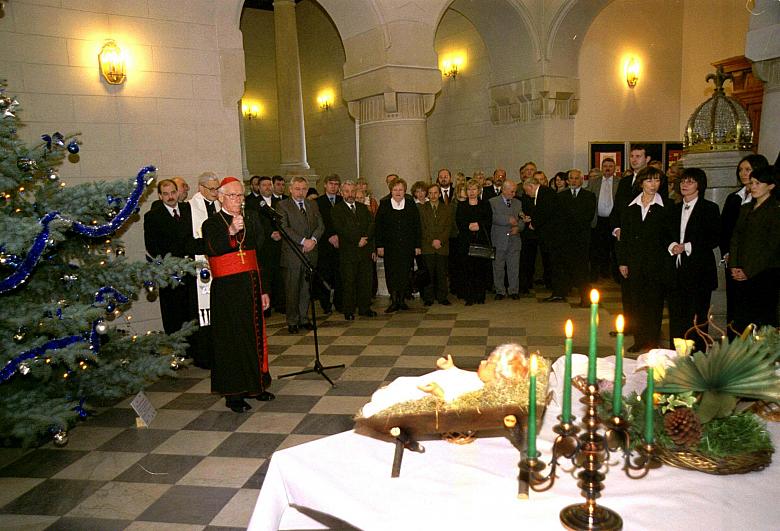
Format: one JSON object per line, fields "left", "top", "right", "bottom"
{"left": 0, "top": 279, "right": 661, "bottom": 530}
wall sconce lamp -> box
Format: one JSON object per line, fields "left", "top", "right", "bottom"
{"left": 625, "top": 57, "right": 640, "bottom": 88}
{"left": 441, "top": 54, "right": 465, "bottom": 79}
{"left": 242, "top": 102, "right": 260, "bottom": 120}
{"left": 98, "top": 40, "right": 126, "bottom": 85}
{"left": 317, "top": 90, "right": 334, "bottom": 111}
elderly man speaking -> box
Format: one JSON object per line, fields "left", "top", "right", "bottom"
{"left": 202, "top": 176, "right": 274, "bottom": 412}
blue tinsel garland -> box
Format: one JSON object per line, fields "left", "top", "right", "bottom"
{"left": 0, "top": 286, "right": 130, "bottom": 383}
{"left": 0, "top": 165, "right": 156, "bottom": 294}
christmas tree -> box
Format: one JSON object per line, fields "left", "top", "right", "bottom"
{"left": 0, "top": 81, "right": 197, "bottom": 447}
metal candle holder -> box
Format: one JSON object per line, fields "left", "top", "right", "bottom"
{"left": 514, "top": 376, "right": 660, "bottom": 531}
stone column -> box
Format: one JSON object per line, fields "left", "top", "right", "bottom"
{"left": 751, "top": 58, "right": 780, "bottom": 158}
{"left": 745, "top": 0, "right": 780, "bottom": 159}
{"left": 348, "top": 92, "right": 435, "bottom": 193}
{"left": 273, "top": 0, "right": 311, "bottom": 176}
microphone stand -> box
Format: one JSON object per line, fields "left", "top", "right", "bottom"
{"left": 261, "top": 204, "right": 344, "bottom": 386}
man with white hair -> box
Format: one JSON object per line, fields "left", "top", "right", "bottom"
{"left": 202, "top": 177, "right": 274, "bottom": 412}
{"left": 187, "top": 171, "right": 221, "bottom": 368}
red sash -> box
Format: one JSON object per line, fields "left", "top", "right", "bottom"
{"left": 208, "top": 249, "right": 258, "bottom": 278}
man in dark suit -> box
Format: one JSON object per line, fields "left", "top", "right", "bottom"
{"left": 315, "top": 174, "right": 343, "bottom": 314}
{"left": 548, "top": 169, "right": 597, "bottom": 305}
{"left": 246, "top": 175, "right": 285, "bottom": 314}
{"left": 277, "top": 176, "right": 325, "bottom": 333}
{"left": 482, "top": 168, "right": 506, "bottom": 201}
{"left": 519, "top": 174, "right": 554, "bottom": 295}
{"left": 143, "top": 178, "right": 197, "bottom": 335}
{"left": 418, "top": 183, "right": 453, "bottom": 306}
{"left": 331, "top": 179, "right": 377, "bottom": 320}
{"left": 272, "top": 175, "right": 288, "bottom": 201}
{"left": 245, "top": 175, "right": 264, "bottom": 212}
{"left": 666, "top": 168, "right": 720, "bottom": 353}
{"left": 589, "top": 157, "right": 621, "bottom": 281}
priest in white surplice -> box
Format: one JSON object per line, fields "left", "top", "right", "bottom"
{"left": 188, "top": 171, "right": 221, "bottom": 368}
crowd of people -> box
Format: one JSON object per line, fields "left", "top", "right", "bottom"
{"left": 142, "top": 147, "right": 780, "bottom": 412}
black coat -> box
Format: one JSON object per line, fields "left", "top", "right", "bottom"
{"left": 719, "top": 190, "right": 745, "bottom": 258}
{"left": 666, "top": 198, "right": 721, "bottom": 291}
{"left": 143, "top": 201, "right": 196, "bottom": 259}
{"left": 331, "top": 201, "right": 375, "bottom": 263}
{"left": 556, "top": 188, "right": 597, "bottom": 253}
{"left": 730, "top": 196, "right": 780, "bottom": 278}
{"left": 316, "top": 194, "right": 344, "bottom": 268}
{"left": 617, "top": 200, "right": 670, "bottom": 284}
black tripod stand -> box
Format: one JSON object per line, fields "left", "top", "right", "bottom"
{"left": 263, "top": 205, "right": 344, "bottom": 386}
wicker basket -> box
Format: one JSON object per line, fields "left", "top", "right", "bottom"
{"left": 655, "top": 445, "right": 773, "bottom": 475}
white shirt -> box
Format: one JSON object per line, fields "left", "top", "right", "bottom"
{"left": 668, "top": 196, "right": 697, "bottom": 263}
{"left": 164, "top": 204, "right": 178, "bottom": 218}
{"left": 737, "top": 186, "right": 751, "bottom": 205}
{"left": 628, "top": 192, "right": 664, "bottom": 221}
{"left": 261, "top": 195, "right": 273, "bottom": 206}
{"left": 597, "top": 176, "right": 614, "bottom": 217}
{"left": 391, "top": 197, "right": 406, "bottom": 210}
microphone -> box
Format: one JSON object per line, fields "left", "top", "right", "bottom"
{"left": 258, "top": 200, "right": 284, "bottom": 221}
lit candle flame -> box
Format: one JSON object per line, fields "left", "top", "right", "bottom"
{"left": 530, "top": 354, "right": 538, "bottom": 376}
{"left": 565, "top": 319, "right": 573, "bottom": 338}
{"left": 590, "top": 289, "right": 599, "bottom": 304}
{"left": 616, "top": 314, "right": 624, "bottom": 334}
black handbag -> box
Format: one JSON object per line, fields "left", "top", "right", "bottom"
{"left": 467, "top": 227, "right": 495, "bottom": 260}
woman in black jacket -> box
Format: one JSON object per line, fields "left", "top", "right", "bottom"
{"left": 665, "top": 168, "right": 720, "bottom": 352}
{"left": 375, "top": 177, "right": 421, "bottom": 313}
{"left": 617, "top": 167, "right": 669, "bottom": 352}
{"left": 720, "top": 154, "right": 769, "bottom": 335}
{"left": 456, "top": 179, "right": 492, "bottom": 306}
{"left": 729, "top": 165, "right": 780, "bottom": 333}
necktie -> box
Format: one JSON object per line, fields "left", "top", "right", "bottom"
{"left": 443, "top": 189, "right": 449, "bottom": 204}
{"left": 572, "top": 189, "right": 577, "bottom": 198}
{"left": 349, "top": 203, "right": 356, "bottom": 214}
{"left": 330, "top": 196, "right": 335, "bottom": 206}
{"left": 173, "top": 208, "right": 180, "bottom": 221}
{"left": 298, "top": 201, "right": 305, "bottom": 213}
{"left": 505, "top": 198, "right": 511, "bottom": 208}
{"left": 205, "top": 201, "right": 215, "bottom": 216}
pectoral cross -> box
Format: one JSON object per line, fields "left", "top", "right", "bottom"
{"left": 237, "top": 245, "right": 245, "bottom": 264}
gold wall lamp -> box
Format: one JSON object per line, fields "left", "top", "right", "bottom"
{"left": 625, "top": 57, "right": 640, "bottom": 88}
{"left": 242, "top": 102, "right": 261, "bottom": 120}
{"left": 317, "top": 90, "right": 334, "bottom": 111}
{"left": 98, "top": 40, "right": 126, "bottom": 85}
{"left": 440, "top": 53, "right": 465, "bottom": 80}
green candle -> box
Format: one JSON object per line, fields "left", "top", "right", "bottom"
{"left": 562, "top": 320, "right": 573, "bottom": 423}
{"left": 645, "top": 363, "right": 655, "bottom": 444}
{"left": 588, "top": 289, "right": 599, "bottom": 384}
{"left": 612, "top": 315, "right": 624, "bottom": 416}
{"left": 528, "top": 354, "right": 538, "bottom": 458}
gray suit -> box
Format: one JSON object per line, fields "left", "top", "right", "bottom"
{"left": 277, "top": 197, "right": 325, "bottom": 326}
{"left": 489, "top": 195, "right": 525, "bottom": 295}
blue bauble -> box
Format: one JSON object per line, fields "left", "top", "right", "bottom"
{"left": 67, "top": 140, "right": 80, "bottom": 154}
{"left": 106, "top": 302, "right": 115, "bottom": 313}
{"left": 199, "top": 268, "right": 211, "bottom": 282}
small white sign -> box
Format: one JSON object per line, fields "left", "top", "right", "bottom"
{"left": 130, "top": 390, "right": 157, "bottom": 428}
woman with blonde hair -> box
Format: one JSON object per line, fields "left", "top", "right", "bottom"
{"left": 456, "top": 179, "right": 492, "bottom": 305}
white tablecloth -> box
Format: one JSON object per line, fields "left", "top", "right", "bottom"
{"left": 249, "top": 357, "right": 780, "bottom": 530}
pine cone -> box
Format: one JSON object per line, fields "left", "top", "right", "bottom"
{"left": 663, "top": 407, "right": 702, "bottom": 447}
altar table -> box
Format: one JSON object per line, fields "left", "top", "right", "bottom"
{"left": 249, "top": 357, "right": 780, "bottom": 530}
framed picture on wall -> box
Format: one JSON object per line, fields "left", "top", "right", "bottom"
{"left": 589, "top": 142, "right": 625, "bottom": 171}
{"left": 665, "top": 142, "right": 684, "bottom": 168}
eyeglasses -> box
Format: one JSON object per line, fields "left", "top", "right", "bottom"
{"left": 201, "top": 185, "right": 219, "bottom": 192}
{"left": 222, "top": 193, "right": 244, "bottom": 200}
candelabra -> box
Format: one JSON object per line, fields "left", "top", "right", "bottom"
{"left": 505, "top": 376, "right": 660, "bottom": 531}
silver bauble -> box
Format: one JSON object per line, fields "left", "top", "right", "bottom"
{"left": 95, "top": 321, "right": 108, "bottom": 334}
{"left": 52, "top": 430, "right": 69, "bottom": 447}
{"left": 18, "top": 362, "right": 30, "bottom": 375}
